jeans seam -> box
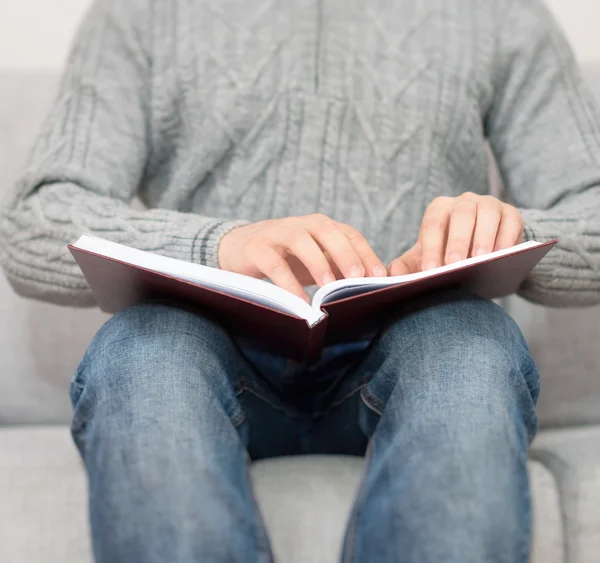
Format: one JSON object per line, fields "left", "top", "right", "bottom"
{"left": 360, "top": 386, "right": 386, "bottom": 416}
{"left": 230, "top": 408, "right": 246, "bottom": 428}
{"left": 329, "top": 374, "right": 372, "bottom": 408}
{"left": 519, "top": 362, "right": 541, "bottom": 443}
{"left": 237, "top": 378, "right": 289, "bottom": 414}
{"left": 69, "top": 379, "right": 99, "bottom": 450}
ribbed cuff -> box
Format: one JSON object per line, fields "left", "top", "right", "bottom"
{"left": 517, "top": 208, "right": 600, "bottom": 306}
{"left": 521, "top": 221, "right": 536, "bottom": 244}
{"left": 191, "top": 219, "right": 250, "bottom": 269}
{"left": 519, "top": 208, "right": 563, "bottom": 244}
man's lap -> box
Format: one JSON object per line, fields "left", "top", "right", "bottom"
{"left": 72, "top": 288, "right": 539, "bottom": 460}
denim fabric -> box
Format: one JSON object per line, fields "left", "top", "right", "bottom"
{"left": 70, "top": 288, "right": 539, "bottom": 563}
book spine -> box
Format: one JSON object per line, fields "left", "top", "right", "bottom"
{"left": 306, "top": 313, "right": 328, "bottom": 365}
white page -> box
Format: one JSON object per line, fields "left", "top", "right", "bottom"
{"left": 311, "top": 240, "right": 542, "bottom": 309}
{"left": 74, "top": 235, "right": 325, "bottom": 325}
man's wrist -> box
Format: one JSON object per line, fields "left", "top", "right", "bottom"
{"left": 193, "top": 219, "right": 249, "bottom": 269}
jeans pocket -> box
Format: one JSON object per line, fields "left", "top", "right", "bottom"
{"left": 235, "top": 375, "right": 289, "bottom": 416}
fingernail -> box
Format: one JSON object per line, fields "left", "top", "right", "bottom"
{"left": 321, "top": 272, "right": 335, "bottom": 286}
{"left": 424, "top": 261, "right": 438, "bottom": 270}
{"left": 348, "top": 265, "right": 364, "bottom": 278}
{"left": 475, "top": 248, "right": 488, "bottom": 257}
{"left": 372, "top": 265, "right": 387, "bottom": 277}
{"left": 447, "top": 252, "right": 462, "bottom": 264}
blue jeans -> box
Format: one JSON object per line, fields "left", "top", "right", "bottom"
{"left": 70, "top": 289, "right": 539, "bottom": 563}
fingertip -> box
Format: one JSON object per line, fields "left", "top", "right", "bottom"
{"left": 445, "top": 252, "right": 462, "bottom": 264}
{"left": 321, "top": 272, "right": 335, "bottom": 286}
{"left": 388, "top": 262, "right": 408, "bottom": 277}
{"left": 348, "top": 265, "right": 364, "bottom": 278}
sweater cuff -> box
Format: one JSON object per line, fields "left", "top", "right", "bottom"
{"left": 519, "top": 208, "right": 561, "bottom": 244}
{"left": 521, "top": 220, "right": 537, "bottom": 244}
{"left": 191, "top": 219, "right": 249, "bottom": 269}
{"left": 516, "top": 208, "right": 600, "bottom": 306}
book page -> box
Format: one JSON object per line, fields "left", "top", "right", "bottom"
{"left": 74, "top": 235, "right": 325, "bottom": 325}
{"left": 310, "top": 241, "right": 542, "bottom": 309}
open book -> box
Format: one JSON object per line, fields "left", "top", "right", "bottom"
{"left": 69, "top": 235, "right": 557, "bottom": 362}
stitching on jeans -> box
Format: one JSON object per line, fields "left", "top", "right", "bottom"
{"left": 330, "top": 374, "right": 373, "bottom": 407}
{"left": 70, "top": 382, "right": 99, "bottom": 442}
{"left": 360, "top": 386, "right": 386, "bottom": 416}
{"left": 237, "top": 378, "right": 288, "bottom": 413}
{"left": 230, "top": 408, "right": 246, "bottom": 428}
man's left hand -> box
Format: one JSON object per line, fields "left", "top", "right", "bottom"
{"left": 388, "top": 192, "right": 524, "bottom": 276}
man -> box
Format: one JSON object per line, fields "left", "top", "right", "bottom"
{"left": 1, "top": 0, "right": 599, "bottom": 561}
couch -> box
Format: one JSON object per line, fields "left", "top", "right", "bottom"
{"left": 1, "top": 66, "right": 599, "bottom": 563}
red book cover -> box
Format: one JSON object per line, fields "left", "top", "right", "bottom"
{"left": 68, "top": 239, "right": 557, "bottom": 363}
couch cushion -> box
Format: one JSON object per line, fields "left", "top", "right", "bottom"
{"left": 0, "top": 426, "right": 565, "bottom": 563}
{"left": 0, "top": 72, "right": 109, "bottom": 424}
{"left": 0, "top": 275, "right": 108, "bottom": 424}
{"left": 253, "top": 452, "right": 564, "bottom": 563}
{"left": 531, "top": 425, "right": 600, "bottom": 563}
{"left": 0, "top": 64, "right": 599, "bottom": 427}
{"left": 508, "top": 297, "right": 600, "bottom": 428}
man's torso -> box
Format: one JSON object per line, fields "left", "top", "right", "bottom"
{"left": 138, "top": 0, "right": 500, "bottom": 262}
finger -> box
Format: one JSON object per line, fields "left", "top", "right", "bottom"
{"left": 419, "top": 197, "right": 452, "bottom": 270}
{"left": 277, "top": 228, "right": 335, "bottom": 287}
{"left": 471, "top": 196, "right": 502, "bottom": 257}
{"left": 494, "top": 206, "right": 524, "bottom": 251}
{"left": 251, "top": 244, "right": 309, "bottom": 302}
{"left": 307, "top": 215, "right": 365, "bottom": 279}
{"left": 328, "top": 257, "right": 344, "bottom": 281}
{"left": 338, "top": 224, "right": 387, "bottom": 277}
{"left": 388, "top": 244, "right": 421, "bottom": 276}
{"left": 286, "top": 255, "right": 322, "bottom": 287}
{"left": 444, "top": 198, "right": 477, "bottom": 264}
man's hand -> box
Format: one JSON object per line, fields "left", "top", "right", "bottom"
{"left": 218, "top": 214, "right": 387, "bottom": 302}
{"left": 388, "top": 193, "right": 524, "bottom": 276}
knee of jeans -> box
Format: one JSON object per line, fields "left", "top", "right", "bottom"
{"left": 87, "top": 301, "right": 227, "bottom": 355}
{"left": 361, "top": 290, "right": 539, "bottom": 437}
{"left": 386, "top": 290, "right": 536, "bottom": 381}
{"left": 73, "top": 302, "right": 241, "bottom": 416}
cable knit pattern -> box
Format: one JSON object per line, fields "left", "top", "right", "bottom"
{"left": 0, "top": 0, "right": 599, "bottom": 306}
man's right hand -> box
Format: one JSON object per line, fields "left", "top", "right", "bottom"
{"left": 218, "top": 214, "right": 387, "bottom": 302}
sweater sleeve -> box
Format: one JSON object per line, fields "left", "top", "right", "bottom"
{"left": 0, "top": 0, "right": 246, "bottom": 307}
{"left": 485, "top": 0, "right": 600, "bottom": 307}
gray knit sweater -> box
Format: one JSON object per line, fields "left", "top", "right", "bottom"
{"left": 1, "top": 0, "right": 599, "bottom": 306}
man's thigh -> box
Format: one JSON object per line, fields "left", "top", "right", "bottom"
{"left": 338, "top": 288, "right": 540, "bottom": 442}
